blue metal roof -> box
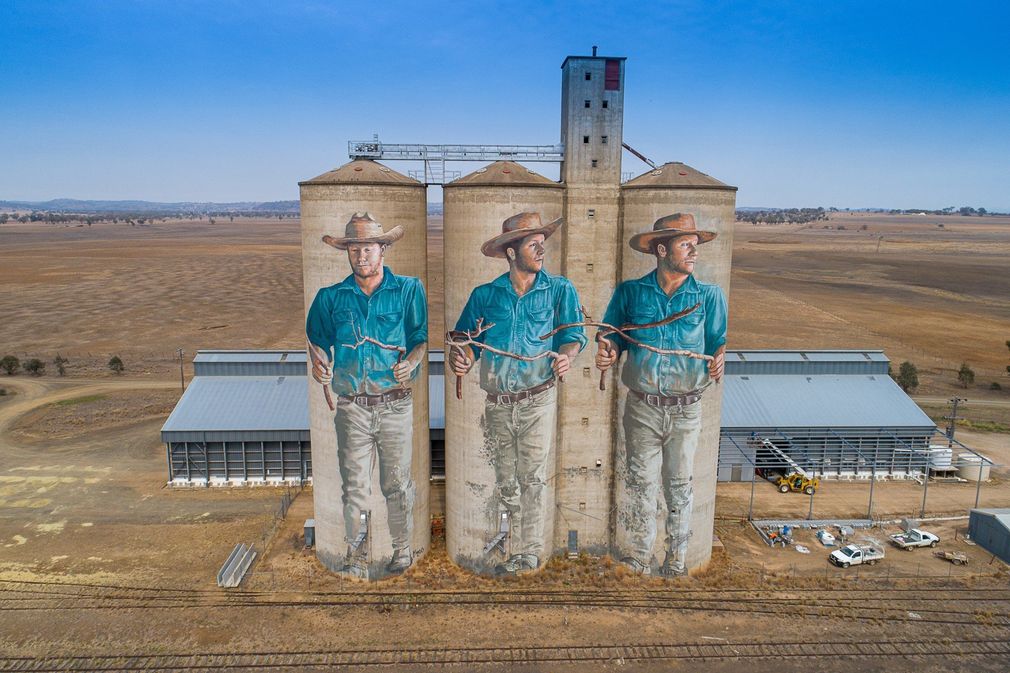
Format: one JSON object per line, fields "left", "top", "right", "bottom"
{"left": 973, "top": 508, "right": 1010, "bottom": 528}
{"left": 193, "top": 350, "right": 307, "bottom": 364}
{"left": 726, "top": 350, "right": 887, "bottom": 363}
{"left": 721, "top": 374, "right": 935, "bottom": 430}
{"left": 161, "top": 376, "right": 309, "bottom": 434}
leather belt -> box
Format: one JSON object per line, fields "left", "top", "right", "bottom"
{"left": 631, "top": 389, "right": 702, "bottom": 408}
{"left": 487, "top": 378, "right": 556, "bottom": 405}
{"left": 339, "top": 388, "right": 412, "bottom": 407}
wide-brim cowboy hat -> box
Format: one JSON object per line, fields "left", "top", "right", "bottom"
{"left": 481, "top": 212, "right": 563, "bottom": 258}
{"left": 629, "top": 212, "right": 717, "bottom": 253}
{"left": 322, "top": 212, "right": 404, "bottom": 250}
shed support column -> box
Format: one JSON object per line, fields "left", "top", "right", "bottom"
{"left": 975, "top": 461, "right": 983, "bottom": 509}
{"left": 185, "top": 442, "right": 191, "bottom": 482}
{"left": 166, "top": 444, "right": 174, "bottom": 482}
{"left": 747, "top": 466, "right": 756, "bottom": 521}
{"left": 243, "top": 441, "right": 248, "bottom": 481}
{"left": 867, "top": 466, "right": 876, "bottom": 520}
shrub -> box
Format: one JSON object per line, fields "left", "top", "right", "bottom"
{"left": 991, "top": 382, "right": 1002, "bottom": 391}
{"left": 54, "top": 353, "right": 68, "bottom": 376}
{"left": 0, "top": 355, "right": 19, "bottom": 375}
{"left": 894, "top": 361, "right": 919, "bottom": 392}
{"left": 957, "top": 362, "right": 975, "bottom": 389}
{"left": 24, "top": 358, "right": 45, "bottom": 376}
{"left": 108, "top": 355, "right": 124, "bottom": 374}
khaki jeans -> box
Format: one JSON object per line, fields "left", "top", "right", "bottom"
{"left": 621, "top": 393, "right": 702, "bottom": 565}
{"left": 334, "top": 394, "right": 415, "bottom": 551}
{"left": 484, "top": 385, "right": 557, "bottom": 559}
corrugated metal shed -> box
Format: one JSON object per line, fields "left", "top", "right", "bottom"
{"left": 726, "top": 350, "right": 889, "bottom": 376}
{"left": 969, "top": 509, "right": 1010, "bottom": 566}
{"left": 161, "top": 376, "right": 310, "bottom": 442}
{"left": 721, "top": 374, "right": 935, "bottom": 430}
{"left": 193, "top": 350, "right": 308, "bottom": 377}
{"left": 428, "top": 350, "right": 445, "bottom": 431}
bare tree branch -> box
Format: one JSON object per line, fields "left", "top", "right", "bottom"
{"left": 342, "top": 324, "right": 407, "bottom": 359}
{"left": 445, "top": 317, "right": 561, "bottom": 400}
{"left": 540, "top": 304, "right": 712, "bottom": 391}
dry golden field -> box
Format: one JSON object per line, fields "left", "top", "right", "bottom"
{"left": 2, "top": 212, "right": 1007, "bottom": 397}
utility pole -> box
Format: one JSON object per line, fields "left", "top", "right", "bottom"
{"left": 176, "top": 348, "right": 186, "bottom": 393}
{"left": 943, "top": 397, "right": 967, "bottom": 447}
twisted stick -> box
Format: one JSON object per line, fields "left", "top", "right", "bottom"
{"left": 445, "top": 318, "right": 562, "bottom": 400}
{"left": 540, "top": 303, "right": 712, "bottom": 391}
{"left": 307, "top": 339, "right": 336, "bottom": 411}
{"left": 342, "top": 325, "right": 408, "bottom": 388}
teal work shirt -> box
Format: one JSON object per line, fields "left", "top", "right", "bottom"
{"left": 454, "top": 270, "right": 587, "bottom": 394}
{"left": 601, "top": 271, "right": 727, "bottom": 396}
{"left": 306, "top": 267, "right": 427, "bottom": 396}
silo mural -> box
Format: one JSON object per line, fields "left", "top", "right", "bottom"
{"left": 299, "top": 160, "right": 430, "bottom": 580}
{"left": 442, "top": 162, "right": 579, "bottom": 575}
{"left": 604, "top": 162, "right": 737, "bottom": 575}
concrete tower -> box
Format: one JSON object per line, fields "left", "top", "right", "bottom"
{"left": 554, "top": 52, "right": 627, "bottom": 553}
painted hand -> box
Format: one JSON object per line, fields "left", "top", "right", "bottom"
{"left": 449, "top": 348, "right": 473, "bottom": 377}
{"left": 312, "top": 360, "right": 332, "bottom": 386}
{"left": 595, "top": 341, "right": 617, "bottom": 372}
{"left": 551, "top": 352, "right": 571, "bottom": 378}
{"left": 392, "top": 359, "right": 416, "bottom": 384}
{"left": 708, "top": 347, "right": 725, "bottom": 382}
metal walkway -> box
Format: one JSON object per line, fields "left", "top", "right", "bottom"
{"left": 348, "top": 137, "right": 564, "bottom": 185}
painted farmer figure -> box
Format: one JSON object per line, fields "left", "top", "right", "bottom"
{"left": 596, "top": 213, "right": 727, "bottom": 576}
{"left": 451, "top": 212, "right": 587, "bottom": 575}
{"left": 306, "top": 212, "right": 427, "bottom": 576}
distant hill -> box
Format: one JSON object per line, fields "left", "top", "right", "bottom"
{"left": 0, "top": 199, "right": 450, "bottom": 217}
{"left": 0, "top": 199, "right": 300, "bottom": 214}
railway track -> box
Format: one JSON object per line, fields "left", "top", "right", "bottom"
{"left": 0, "top": 638, "right": 1008, "bottom": 671}
{"left": 3, "top": 579, "right": 1010, "bottom": 627}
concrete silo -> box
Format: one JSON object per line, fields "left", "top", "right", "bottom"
{"left": 442, "top": 160, "right": 565, "bottom": 575}
{"left": 612, "top": 161, "right": 737, "bottom": 573}
{"left": 299, "top": 159, "right": 430, "bottom": 580}
{"left": 555, "top": 53, "right": 626, "bottom": 555}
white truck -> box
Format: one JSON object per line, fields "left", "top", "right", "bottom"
{"left": 889, "top": 528, "right": 940, "bottom": 550}
{"left": 829, "top": 544, "right": 884, "bottom": 568}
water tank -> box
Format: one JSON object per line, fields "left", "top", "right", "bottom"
{"left": 299, "top": 159, "right": 430, "bottom": 580}
{"left": 614, "top": 162, "right": 737, "bottom": 574}
{"left": 956, "top": 454, "right": 992, "bottom": 482}
{"left": 928, "top": 446, "right": 953, "bottom": 469}
{"left": 442, "top": 161, "right": 564, "bottom": 575}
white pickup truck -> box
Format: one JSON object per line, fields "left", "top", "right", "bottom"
{"left": 889, "top": 528, "right": 940, "bottom": 550}
{"left": 829, "top": 544, "right": 884, "bottom": 568}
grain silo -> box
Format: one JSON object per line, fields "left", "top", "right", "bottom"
{"left": 299, "top": 159, "right": 430, "bottom": 580}
{"left": 442, "top": 160, "right": 565, "bottom": 575}
{"left": 612, "top": 162, "right": 737, "bottom": 574}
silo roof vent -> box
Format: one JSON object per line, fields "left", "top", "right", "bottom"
{"left": 623, "top": 162, "right": 737, "bottom": 191}
{"left": 299, "top": 159, "right": 422, "bottom": 187}
{"left": 446, "top": 160, "right": 562, "bottom": 188}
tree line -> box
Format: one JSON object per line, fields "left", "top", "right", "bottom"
{"left": 736, "top": 207, "right": 829, "bottom": 224}
{"left": 0, "top": 211, "right": 298, "bottom": 225}
{"left": 1, "top": 354, "right": 125, "bottom": 376}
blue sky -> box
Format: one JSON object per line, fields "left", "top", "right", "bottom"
{"left": 2, "top": 1, "right": 1008, "bottom": 208}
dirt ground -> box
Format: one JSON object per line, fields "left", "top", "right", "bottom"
{"left": 1, "top": 213, "right": 1009, "bottom": 668}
